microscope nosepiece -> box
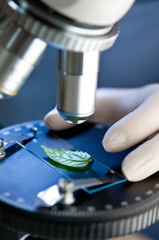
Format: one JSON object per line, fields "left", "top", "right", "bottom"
{"left": 57, "top": 50, "right": 100, "bottom": 124}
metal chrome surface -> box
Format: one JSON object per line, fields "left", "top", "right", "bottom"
{"left": 1, "top": 0, "right": 117, "bottom": 52}
{"left": 36, "top": 174, "right": 117, "bottom": 207}
{"left": 57, "top": 50, "right": 100, "bottom": 123}
{"left": 0, "top": 0, "right": 118, "bottom": 122}
{"left": 0, "top": 22, "right": 47, "bottom": 99}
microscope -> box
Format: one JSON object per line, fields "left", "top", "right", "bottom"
{"left": 1, "top": 2, "right": 159, "bottom": 240}
{"left": 0, "top": 0, "right": 135, "bottom": 124}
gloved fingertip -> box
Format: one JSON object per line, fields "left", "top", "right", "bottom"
{"left": 44, "top": 108, "right": 58, "bottom": 130}
{"left": 102, "top": 128, "right": 127, "bottom": 152}
{"left": 121, "top": 162, "right": 145, "bottom": 182}
{"left": 44, "top": 108, "right": 72, "bottom": 131}
{"left": 121, "top": 153, "right": 154, "bottom": 182}
{"left": 121, "top": 162, "right": 138, "bottom": 182}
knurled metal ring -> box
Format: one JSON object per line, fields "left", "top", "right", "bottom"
{"left": 1, "top": 0, "right": 119, "bottom": 52}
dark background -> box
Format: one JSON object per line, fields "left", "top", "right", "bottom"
{"left": 0, "top": 0, "right": 159, "bottom": 239}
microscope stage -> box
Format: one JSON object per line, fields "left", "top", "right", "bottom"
{"left": 0, "top": 120, "right": 159, "bottom": 239}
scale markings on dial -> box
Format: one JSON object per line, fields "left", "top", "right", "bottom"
{"left": 17, "top": 197, "right": 25, "bottom": 203}
{"left": 87, "top": 206, "right": 95, "bottom": 212}
{"left": 0, "top": 120, "right": 159, "bottom": 239}
{"left": 154, "top": 183, "right": 159, "bottom": 189}
{"left": 135, "top": 196, "right": 142, "bottom": 202}
{"left": 104, "top": 204, "right": 113, "bottom": 210}
{"left": 146, "top": 190, "right": 153, "bottom": 196}
{"left": 2, "top": 192, "right": 11, "bottom": 197}
{"left": 120, "top": 201, "right": 128, "bottom": 207}
{"left": 3, "top": 131, "right": 10, "bottom": 136}
{"left": 14, "top": 127, "right": 22, "bottom": 132}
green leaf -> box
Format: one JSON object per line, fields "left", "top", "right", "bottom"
{"left": 41, "top": 145, "right": 93, "bottom": 169}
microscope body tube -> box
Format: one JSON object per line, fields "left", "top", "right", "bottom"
{"left": 57, "top": 50, "right": 100, "bottom": 124}
{"left": 0, "top": 24, "right": 47, "bottom": 99}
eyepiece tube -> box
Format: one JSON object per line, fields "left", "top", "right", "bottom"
{"left": 57, "top": 50, "right": 100, "bottom": 124}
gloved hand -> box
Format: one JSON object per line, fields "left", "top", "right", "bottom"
{"left": 44, "top": 84, "right": 159, "bottom": 182}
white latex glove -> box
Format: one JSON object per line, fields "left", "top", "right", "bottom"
{"left": 44, "top": 84, "right": 159, "bottom": 182}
